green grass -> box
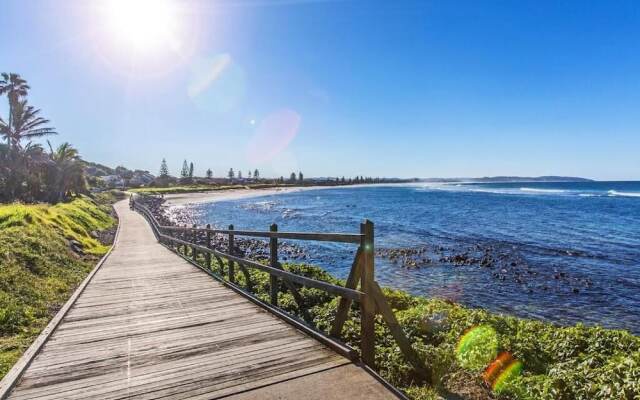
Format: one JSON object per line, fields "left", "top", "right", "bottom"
{"left": 186, "top": 250, "right": 640, "bottom": 400}
{"left": 0, "top": 196, "right": 117, "bottom": 379}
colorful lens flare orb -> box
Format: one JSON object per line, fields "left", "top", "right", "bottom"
{"left": 455, "top": 325, "right": 499, "bottom": 370}
{"left": 246, "top": 109, "right": 301, "bottom": 164}
{"left": 188, "top": 54, "right": 246, "bottom": 114}
{"left": 483, "top": 352, "right": 523, "bottom": 393}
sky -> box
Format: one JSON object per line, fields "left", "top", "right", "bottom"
{"left": 1, "top": 0, "right": 639, "bottom": 180}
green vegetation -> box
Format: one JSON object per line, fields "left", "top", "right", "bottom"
{"left": 1, "top": 72, "right": 88, "bottom": 203}
{"left": 188, "top": 252, "right": 640, "bottom": 400}
{"left": 0, "top": 196, "right": 117, "bottom": 379}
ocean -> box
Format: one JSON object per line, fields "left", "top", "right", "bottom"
{"left": 175, "top": 181, "right": 640, "bottom": 333}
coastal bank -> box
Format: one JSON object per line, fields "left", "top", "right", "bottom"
{"left": 136, "top": 191, "right": 640, "bottom": 400}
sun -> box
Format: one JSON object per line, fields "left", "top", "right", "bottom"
{"left": 103, "top": 0, "right": 181, "bottom": 52}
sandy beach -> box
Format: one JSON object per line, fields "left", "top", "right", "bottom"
{"left": 163, "top": 186, "right": 330, "bottom": 206}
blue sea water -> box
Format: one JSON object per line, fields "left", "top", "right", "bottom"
{"left": 181, "top": 181, "right": 640, "bottom": 333}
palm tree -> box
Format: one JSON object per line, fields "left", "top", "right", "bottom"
{"left": 0, "top": 141, "right": 49, "bottom": 202}
{"left": 0, "top": 73, "right": 30, "bottom": 146}
{"left": 47, "top": 141, "right": 87, "bottom": 202}
{"left": 0, "top": 99, "right": 57, "bottom": 150}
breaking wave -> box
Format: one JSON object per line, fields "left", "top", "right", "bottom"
{"left": 519, "top": 187, "right": 567, "bottom": 194}
{"left": 608, "top": 190, "right": 640, "bottom": 198}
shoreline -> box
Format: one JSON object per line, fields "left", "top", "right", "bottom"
{"left": 125, "top": 195, "right": 640, "bottom": 400}
{"left": 163, "top": 185, "right": 343, "bottom": 206}
{"left": 160, "top": 182, "right": 436, "bottom": 206}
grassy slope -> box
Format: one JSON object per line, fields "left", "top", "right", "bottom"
{"left": 0, "top": 195, "right": 117, "bottom": 379}
{"left": 192, "top": 254, "right": 640, "bottom": 400}
{"left": 4, "top": 198, "right": 636, "bottom": 398}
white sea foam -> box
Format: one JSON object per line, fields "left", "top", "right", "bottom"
{"left": 415, "top": 184, "right": 640, "bottom": 199}
{"left": 519, "top": 187, "right": 567, "bottom": 194}
{"left": 608, "top": 190, "right": 640, "bottom": 198}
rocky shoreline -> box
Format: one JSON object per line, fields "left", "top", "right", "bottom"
{"left": 137, "top": 195, "right": 309, "bottom": 263}
{"left": 376, "top": 242, "right": 593, "bottom": 294}
{"left": 137, "top": 195, "right": 592, "bottom": 296}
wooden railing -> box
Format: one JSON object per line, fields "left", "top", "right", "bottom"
{"left": 131, "top": 194, "right": 429, "bottom": 378}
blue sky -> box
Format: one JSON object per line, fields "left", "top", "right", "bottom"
{"left": 1, "top": 0, "right": 639, "bottom": 180}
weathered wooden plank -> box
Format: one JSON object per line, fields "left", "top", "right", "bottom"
{"left": 330, "top": 248, "right": 362, "bottom": 337}
{"left": 15, "top": 339, "right": 325, "bottom": 397}
{"left": 4, "top": 200, "right": 398, "bottom": 400}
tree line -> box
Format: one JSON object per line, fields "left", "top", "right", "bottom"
{"left": 0, "top": 73, "right": 87, "bottom": 203}
{"left": 154, "top": 157, "right": 391, "bottom": 187}
{"left": 156, "top": 158, "right": 264, "bottom": 185}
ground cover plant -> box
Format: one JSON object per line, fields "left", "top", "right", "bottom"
{"left": 0, "top": 195, "right": 117, "bottom": 379}
{"left": 183, "top": 249, "right": 640, "bottom": 400}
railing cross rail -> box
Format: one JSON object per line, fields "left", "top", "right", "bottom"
{"left": 130, "top": 194, "right": 430, "bottom": 381}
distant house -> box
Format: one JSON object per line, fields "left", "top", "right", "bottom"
{"left": 129, "top": 171, "right": 155, "bottom": 187}
{"left": 100, "top": 175, "right": 125, "bottom": 189}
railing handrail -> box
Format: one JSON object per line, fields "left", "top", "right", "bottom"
{"left": 130, "top": 193, "right": 430, "bottom": 380}
{"left": 155, "top": 231, "right": 364, "bottom": 301}
{"left": 131, "top": 200, "right": 362, "bottom": 298}
{"left": 158, "top": 225, "right": 363, "bottom": 244}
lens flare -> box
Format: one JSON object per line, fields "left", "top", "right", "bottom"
{"left": 489, "top": 357, "right": 523, "bottom": 393}
{"left": 188, "top": 54, "right": 246, "bottom": 113}
{"left": 456, "top": 325, "right": 499, "bottom": 370}
{"left": 457, "top": 328, "right": 524, "bottom": 393}
{"left": 246, "top": 109, "right": 301, "bottom": 164}
{"left": 482, "top": 352, "right": 514, "bottom": 383}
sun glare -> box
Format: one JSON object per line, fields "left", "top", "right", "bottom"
{"left": 104, "top": 0, "right": 180, "bottom": 52}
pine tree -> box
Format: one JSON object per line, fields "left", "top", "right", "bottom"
{"left": 159, "top": 158, "right": 169, "bottom": 177}
{"left": 238, "top": 170, "right": 243, "bottom": 179}
{"left": 206, "top": 169, "right": 213, "bottom": 179}
{"left": 188, "top": 162, "right": 194, "bottom": 178}
{"left": 228, "top": 168, "right": 235, "bottom": 179}
{"left": 180, "top": 160, "right": 189, "bottom": 178}
{"left": 248, "top": 170, "right": 252, "bottom": 178}
{"left": 254, "top": 169, "right": 259, "bottom": 179}
{"left": 298, "top": 171, "right": 303, "bottom": 182}
{"left": 289, "top": 172, "right": 296, "bottom": 182}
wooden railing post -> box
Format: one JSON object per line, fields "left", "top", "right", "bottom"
{"left": 182, "top": 225, "right": 187, "bottom": 255}
{"left": 360, "top": 220, "right": 375, "bottom": 367}
{"left": 228, "top": 224, "right": 235, "bottom": 283}
{"left": 330, "top": 248, "right": 362, "bottom": 337}
{"left": 269, "top": 224, "right": 279, "bottom": 306}
{"left": 192, "top": 224, "right": 197, "bottom": 261}
{"left": 205, "top": 224, "right": 212, "bottom": 269}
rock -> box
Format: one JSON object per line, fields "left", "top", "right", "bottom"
{"left": 69, "top": 239, "right": 84, "bottom": 255}
{"left": 419, "top": 312, "right": 449, "bottom": 334}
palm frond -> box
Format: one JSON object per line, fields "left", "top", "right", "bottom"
{"left": 22, "top": 128, "right": 58, "bottom": 139}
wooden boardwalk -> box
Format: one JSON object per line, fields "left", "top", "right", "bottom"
{"left": 4, "top": 201, "right": 398, "bottom": 400}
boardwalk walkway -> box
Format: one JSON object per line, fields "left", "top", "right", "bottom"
{"left": 5, "top": 201, "right": 398, "bottom": 399}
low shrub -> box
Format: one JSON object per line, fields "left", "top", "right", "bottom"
{"left": 0, "top": 196, "right": 116, "bottom": 378}
{"left": 201, "top": 258, "right": 640, "bottom": 400}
